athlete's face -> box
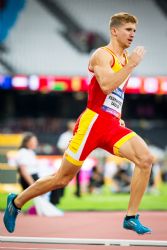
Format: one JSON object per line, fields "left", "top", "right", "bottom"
{"left": 113, "top": 22, "right": 136, "bottom": 48}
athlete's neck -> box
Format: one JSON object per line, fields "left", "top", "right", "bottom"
{"left": 107, "top": 41, "right": 125, "bottom": 57}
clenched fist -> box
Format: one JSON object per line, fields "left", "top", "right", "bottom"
{"left": 128, "top": 46, "right": 146, "bottom": 68}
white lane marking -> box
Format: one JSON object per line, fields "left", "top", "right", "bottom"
{"left": 0, "top": 247, "right": 82, "bottom": 250}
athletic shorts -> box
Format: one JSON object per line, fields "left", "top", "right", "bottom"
{"left": 65, "top": 108, "right": 136, "bottom": 166}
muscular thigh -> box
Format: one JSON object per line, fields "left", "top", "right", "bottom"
{"left": 55, "top": 157, "right": 81, "bottom": 181}
{"left": 118, "top": 134, "right": 150, "bottom": 165}
{"left": 102, "top": 119, "right": 136, "bottom": 156}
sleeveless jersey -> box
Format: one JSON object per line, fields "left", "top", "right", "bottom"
{"left": 65, "top": 48, "right": 136, "bottom": 166}
{"left": 87, "top": 47, "right": 130, "bottom": 119}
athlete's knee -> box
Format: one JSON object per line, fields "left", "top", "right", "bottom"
{"left": 138, "top": 152, "right": 154, "bottom": 169}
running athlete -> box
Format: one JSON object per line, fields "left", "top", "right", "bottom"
{"left": 3, "top": 12, "right": 153, "bottom": 235}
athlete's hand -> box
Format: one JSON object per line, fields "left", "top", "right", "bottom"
{"left": 120, "top": 119, "right": 125, "bottom": 127}
{"left": 128, "top": 46, "right": 146, "bottom": 68}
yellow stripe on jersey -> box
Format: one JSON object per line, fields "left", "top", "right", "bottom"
{"left": 68, "top": 108, "right": 98, "bottom": 155}
{"left": 101, "top": 47, "right": 127, "bottom": 72}
{"left": 69, "top": 109, "right": 97, "bottom": 153}
{"left": 65, "top": 153, "right": 83, "bottom": 166}
{"left": 113, "top": 132, "right": 137, "bottom": 156}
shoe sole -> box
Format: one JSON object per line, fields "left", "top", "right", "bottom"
{"left": 124, "top": 227, "right": 152, "bottom": 235}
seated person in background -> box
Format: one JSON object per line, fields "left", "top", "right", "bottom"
{"left": 88, "top": 165, "right": 104, "bottom": 194}
{"left": 17, "top": 132, "right": 40, "bottom": 189}
{"left": 111, "top": 162, "right": 132, "bottom": 193}
{"left": 17, "top": 132, "right": 50, "bottom": 204}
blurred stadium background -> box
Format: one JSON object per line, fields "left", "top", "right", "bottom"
{"left": 0, "top": 0, "right": 167, "bottom": 211}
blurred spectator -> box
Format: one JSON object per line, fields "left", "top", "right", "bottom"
{"left": 111, "top": 162, "right": 132, "bottom": 193}
{"left": 16, "top": 132, "right": 56, "bottom": 205}
{"left": 147, "top": 159, "right": 162, "bottom": 194}
{"left": 17, "top": 132, "right": 40, "bottom": 189}
{"left": 0, "top": 117, "right": 62, "bottom": 134}
{"left": 88, "top": 165, "right": 104, "bottom": 194}
{"left": 57, "top": 120, "right": 76, "bottom": 153}
{"left": 161, "top": 159, "right": 167, "bottom": 182}
{"left": 161, "top": 150, "right": 167, "bottom": 182}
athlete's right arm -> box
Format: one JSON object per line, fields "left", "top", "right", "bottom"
{"left": 90, "top": 46, "right": 145, "bottom": 94}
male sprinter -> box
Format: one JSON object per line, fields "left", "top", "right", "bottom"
{"left": 4, "top": 12, "right": 153, "bottom": 235}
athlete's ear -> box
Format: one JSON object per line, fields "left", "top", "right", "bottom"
{"left": 111, "top": 27, "right": 117, "bottom": 36}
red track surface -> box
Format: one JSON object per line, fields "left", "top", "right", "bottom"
{"left": 0, "top": 211, "right": 167, "bottom": 250}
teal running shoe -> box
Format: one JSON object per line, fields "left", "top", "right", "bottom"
{"left": 123, "top": 214, "right": 152, "bottom": 235}
{"left": 3, "top": 193, "right": 21, "bottom": 233}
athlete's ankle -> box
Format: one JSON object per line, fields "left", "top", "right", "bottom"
{"left": 125, "top": 215, "right": 136, "bottom": 220}
{"left": 12, "top": 197, "right": 21, "bottom": 210}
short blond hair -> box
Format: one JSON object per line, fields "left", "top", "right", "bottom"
{"left": 109, "top": 12, "right": 138, "bottom": 30}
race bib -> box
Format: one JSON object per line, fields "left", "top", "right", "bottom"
{"left": 102, "top": 88, "right": 124, "bottom": 118}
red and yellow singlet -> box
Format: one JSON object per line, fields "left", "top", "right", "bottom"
{"left": 65, "top": 47, "right": 136, "bottom": 166}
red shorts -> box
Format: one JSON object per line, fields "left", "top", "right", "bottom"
{"left": 65, "top": 108, "right": 136, "bottom": 166}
